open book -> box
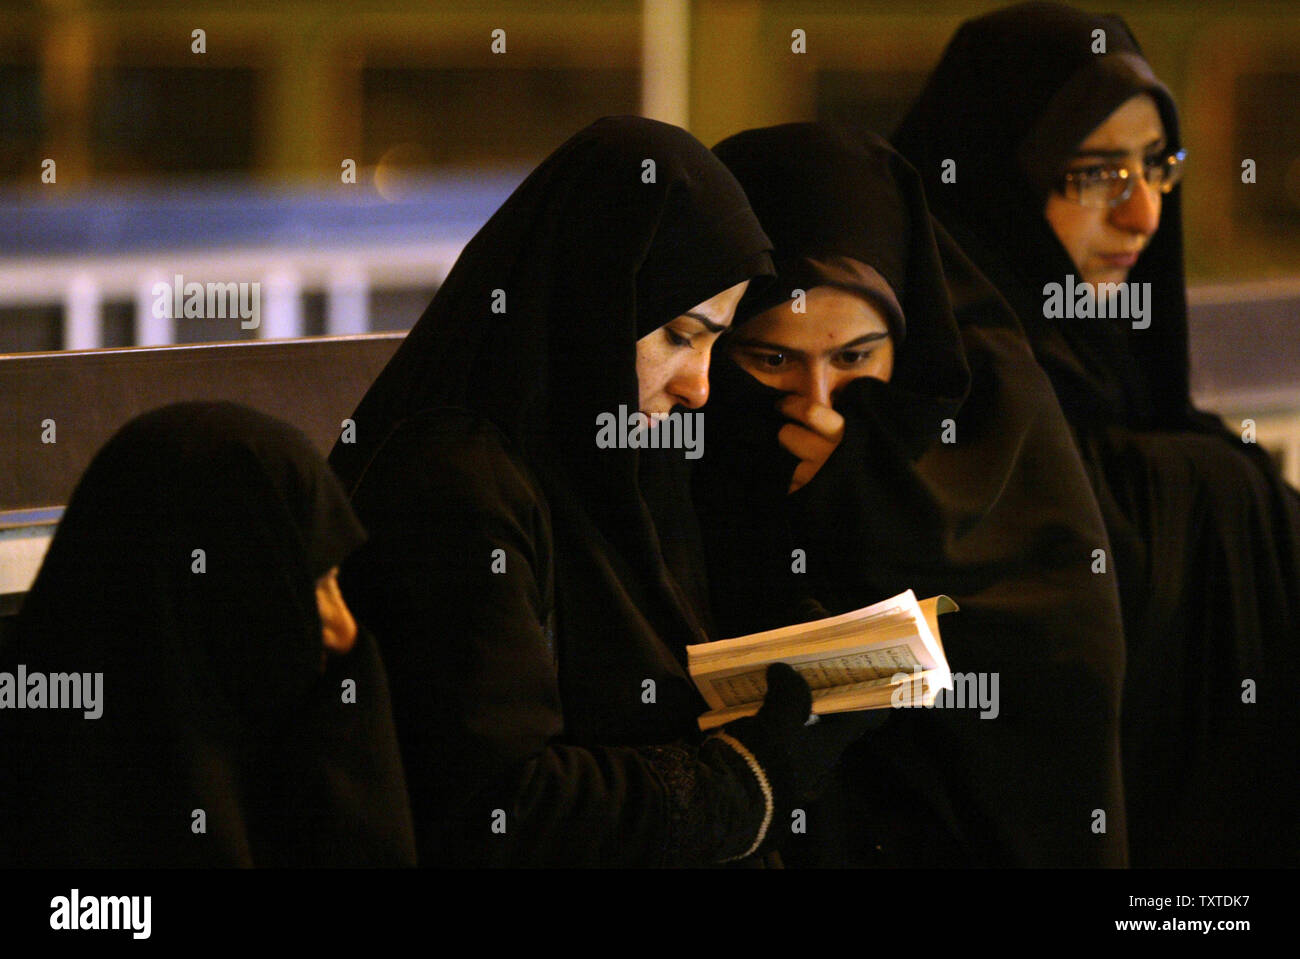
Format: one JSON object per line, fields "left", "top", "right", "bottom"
{"left": 687, "top": 590, "right": 958, "bottom": 730}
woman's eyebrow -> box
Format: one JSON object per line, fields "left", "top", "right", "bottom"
{"left": 1073, "top": 148, "right": 1130, "bottom": 160}
{"left": 683, "top": 310, "right": 728, "bottom": 333}
{"left": 732, "top": 331, "right": 888, "bottom": 357}
{"left": 1073, "top": 137, "right": 1167, "bottom": 161}
{"left": 838, "top": 332, "right": 889, "bottom": 349}
{"left": 732, "top": 336, "right": 806, "bottom": 357}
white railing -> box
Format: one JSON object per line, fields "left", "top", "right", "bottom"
{"left": 1206, "top": 408, "right": 1300, "bottom": 488}
{"left": 0, "top": 240, "right": 466, "bottom": 349}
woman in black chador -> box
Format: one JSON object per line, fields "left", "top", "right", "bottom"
{"left": 1, "top": 402, "right": 416, "bottom": 867}
{"left": 695, "top": 124, "right": 1128, "bottom": 867}
{"left": 329, "top": 116, "right": 869, "bottom": 867}
{"left": 894, "top": 1, "right": 1300, "bottom": 865}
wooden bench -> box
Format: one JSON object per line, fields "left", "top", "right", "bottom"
{"left": 0, "top": 333, "right": 404, "bottom": 629}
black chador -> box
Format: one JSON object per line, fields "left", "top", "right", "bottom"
{"left": 326, "top": 117, "right": 863, "bottom": 867}
{"left": 694, "top": 124, "right": 1128, "bottom": 866}
{"left": 1, "top": 402, "right": 416, "bottom": 867}
{"left": 894, "top": 1, "right": 1300, "bottom": 866}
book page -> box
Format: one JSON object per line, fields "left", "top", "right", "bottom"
{"left": 687, "top": 591, "right": 958, "bottom": 728}
{"left": 695, "top": 669, "right": 942, "bottom": 729}
{"left": 707, "top": 644, "right": 923, "bottom": 707}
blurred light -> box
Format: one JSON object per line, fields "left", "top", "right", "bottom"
{"left": 374, "top": 144, "right": 433, "bottom": 202}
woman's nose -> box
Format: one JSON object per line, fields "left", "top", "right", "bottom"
{"left": 802, "top": 364, "right": 834, "bottom": 408}
{"left": 671, "top": 351, "right": 711, "bottom": 409}
{"left": 319, "top": 573, "right": 358, "bottom": 656}
{"left": 322, "top": 602, "right": 357, "bottom": 655}
{"left": 1111, "top": 174, "right": 1161, "bottom": 236}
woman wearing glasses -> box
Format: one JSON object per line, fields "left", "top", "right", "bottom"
{"left": 894, "top": 2, "right": 1300, "bottom": 866}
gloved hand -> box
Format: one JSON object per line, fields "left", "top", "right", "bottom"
{"left": 715, "top": 663, "right": 812, "bottom": 814}
{"left": 660, "top": 663, "right": 886, "bottom": 864}
{"left": 722, "top": 663, "right": 886, "bottom": 807}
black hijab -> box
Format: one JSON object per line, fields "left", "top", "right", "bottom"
{"left": 330, "top": 115, "right": 773, "bottom": 650}
{"left": 720, "top": 124, "right": 970, "bottom": 462}
{"left": 696, "top": 124, "right": 1128, "bottom": 866}
{"left": 2, "top": 402, "right": 416, "bottom": 867}
{"left": 893, "top": 3, "right": 1300, "bottom": 866}
{"left": 893, "top": 1, "right": 1190, "bottom": 432}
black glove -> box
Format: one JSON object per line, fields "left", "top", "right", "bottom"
{"left": 717, "top": 663, "right": 812, "bottom": 813}
{"left": 725, "top": 661, "right": 886, "bottom": 801}
{"left": 645, "top": 663, "right": 886, "bottom": 865}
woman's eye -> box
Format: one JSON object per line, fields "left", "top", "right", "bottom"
{"left": 1142, "top": 154, "right": 1168, "bottom": 178}
{"left": 1069, "top": 165, "right": 1109, "bottom": 186}
{"left": 666, "top": 329, "right": 692, "bottom": 348}
{"left": 835, "top": 350, "right": 873, "bottom": 368}
{"left": 733, "top": 347, "right": 788, "bottom": 371}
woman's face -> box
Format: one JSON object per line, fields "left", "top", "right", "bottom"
{"left": 727, "top": 286, "right": 895, "bottom": 405}
{"left": 316, "top": 567, "right": 357, "bottom": 668}
{"left": 1044, "top": 93, "right": 1166, "bottom": 287}
{"left": 636, "top": 279, "right": 750, "bottom": 416}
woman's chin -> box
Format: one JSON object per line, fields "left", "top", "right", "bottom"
{"left": 1083, "top": 266, "right": 1132, "bottom": 288}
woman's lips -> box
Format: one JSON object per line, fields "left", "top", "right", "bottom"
{"left": 637, "top": 410, "right": 672, "bottom": 429}
{"left": 1098, "top": 251, "right": 1140, "bottom": 269}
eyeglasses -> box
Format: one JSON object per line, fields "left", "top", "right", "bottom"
{"left": 1057, "top": 149, "right": 1187, "bottom": 209}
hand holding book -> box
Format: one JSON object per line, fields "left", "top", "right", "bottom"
{"left": 688, "top": 590, "right": 957, "bottom": 730}
{"left": 708, "top": 662, "right": 887, "bottom": 857}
